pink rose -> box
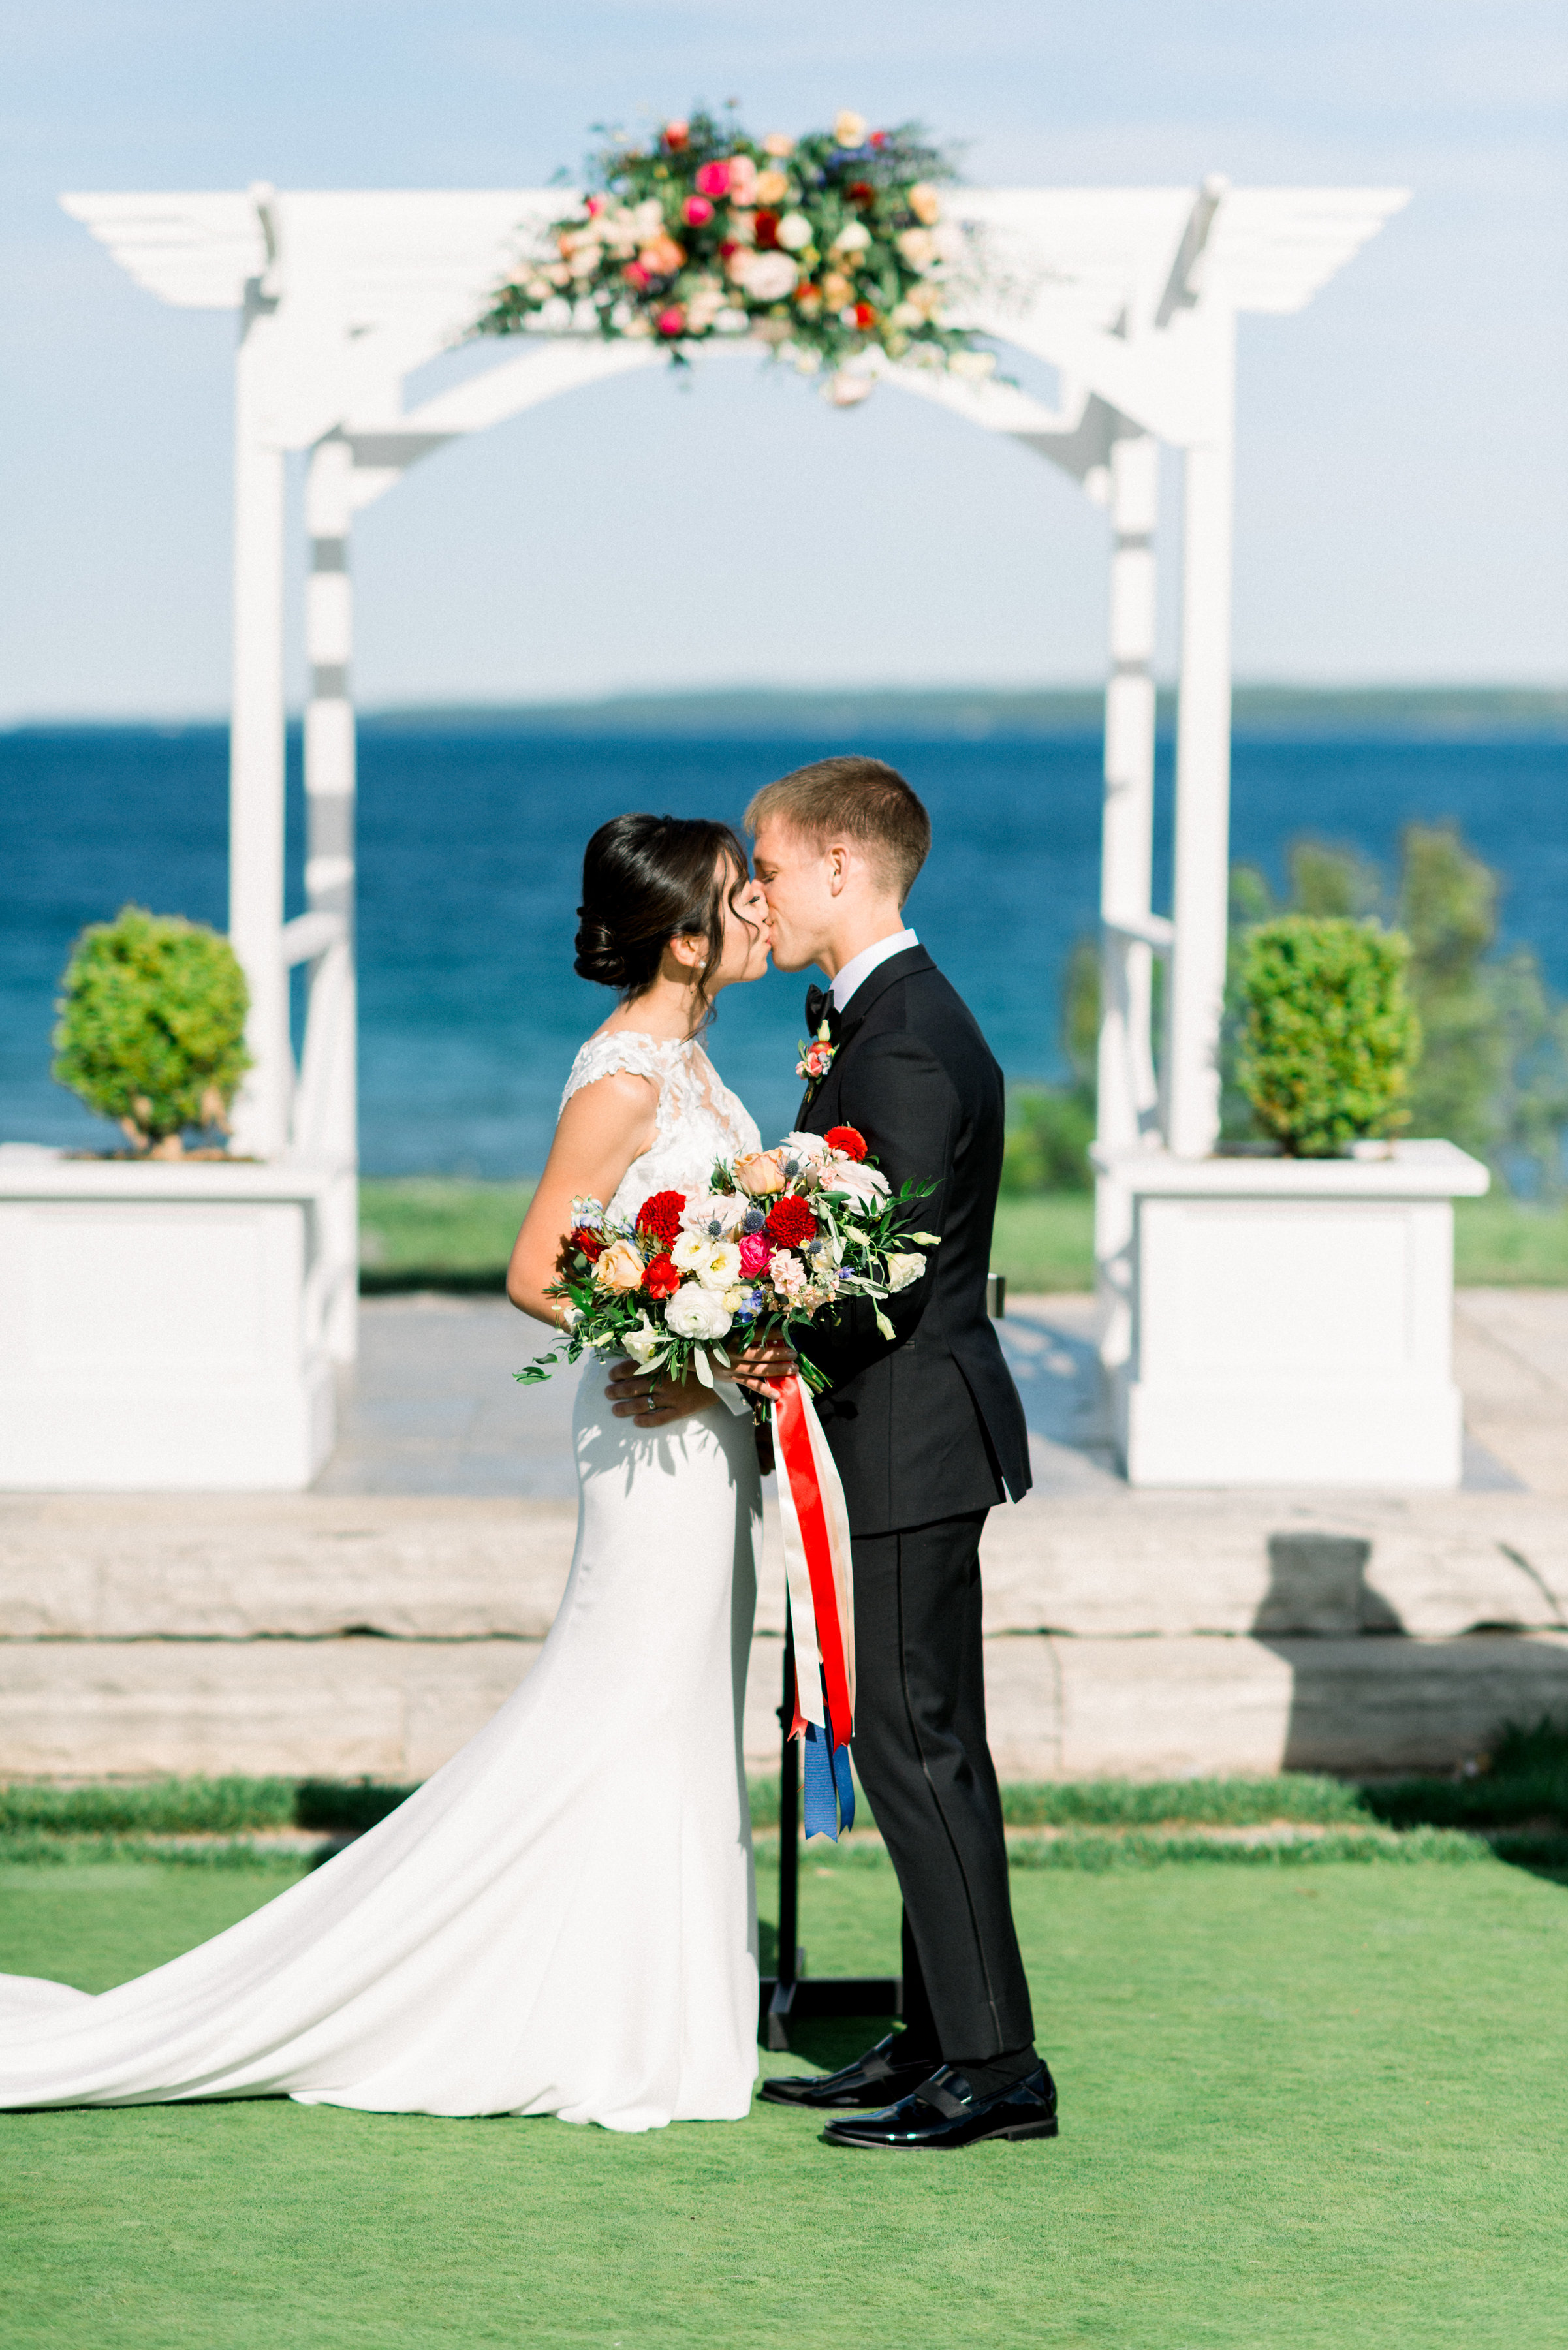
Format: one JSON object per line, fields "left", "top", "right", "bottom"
{"left": 694, "top": 161, "right": 731, "bottom": 197}
{"left": 683, "top": 195, "right": 715, "bottom": 227}
{"left": 738, "top": 1231, "right": 772, "bottom": 1277}
{"left": 728, "top": 155, "right": 759, "bottom": 203}
{"left": 655, "top": 305, "right": 686, "bottom": 337}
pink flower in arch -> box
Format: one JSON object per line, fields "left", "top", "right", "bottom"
{"left": 655, "top": 306, "right": 687, "bottom": 337}
{"left": 683, "top": 195, "right": 715, "bottom": 227}
{"left": 694, "top": 161, "right": 731, "bottom": 197}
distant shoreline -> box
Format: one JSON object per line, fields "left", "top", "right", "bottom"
{"left": 7, "top": 685, "right": 1567, "bottom": 741}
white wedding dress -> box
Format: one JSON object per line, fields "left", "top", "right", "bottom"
{"left": 0, "top": 1031, "right": 764, "bottom": 2133}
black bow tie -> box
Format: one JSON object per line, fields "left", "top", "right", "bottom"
{"left": 804, "top": 983, "right": 838, "bottom": 1037}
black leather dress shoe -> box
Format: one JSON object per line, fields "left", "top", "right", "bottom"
{"left": 821, "top": 2061, "right": 1059, "bottom": 2150}
{"left": 759, "top": 2032, "right": 940, "bottom": 2111}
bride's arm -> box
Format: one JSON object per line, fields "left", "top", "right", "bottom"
{"left": 505, "top": 1072, "right": 659, "bottom": 1327}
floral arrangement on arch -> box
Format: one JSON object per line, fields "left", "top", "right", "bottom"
{"left": 516, "top": 1125, "right": 939, "bottom": 1398}
{"left": 477, "top": 105, "right": 997, "bottom": 405}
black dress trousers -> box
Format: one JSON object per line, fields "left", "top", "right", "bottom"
{"left": 849, "top": 1509, "right": 1035, "bottom": 2062}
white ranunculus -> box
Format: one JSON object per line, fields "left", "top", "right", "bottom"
{"left": 665, "top": 1285, "right": 734, "bottom": 1340}
{"left": 831, "top": 220, "right": 871, "bottom": 254}
{"left": 896, "top": 228, "right": 937, "bottom": 268}
{"left": 777, "top": 1130, "right": 830, "bottom": 1163}
{"left": 885, "top": 1251, "right": 927, "bottom": 1293}
{"left": 621, "top": 1314, "right": 664, "bottom": 1364}
{"left": 739, "top": 252, "right": 799, "bottom": 302}
{"left": 680, "top": 1191, "right": 748, "bottom": 1238}
{"left": 776, "top": 212, "right": 813, "bottom": 251}
{"left": 822, "top": 1159, "right": 892, "bottom": 1204}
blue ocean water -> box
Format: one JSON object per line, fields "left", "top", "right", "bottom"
{"left": 3, "top": 726, "right": 1565, "bottom": 1174}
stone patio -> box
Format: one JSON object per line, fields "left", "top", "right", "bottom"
{"left": 3, "top": 1291, "right": 1565, "bottom": 1781}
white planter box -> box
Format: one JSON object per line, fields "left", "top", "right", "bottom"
{"left": 0, "top": 1148, "right": 343, "bottom": 1490}
{"left": 1094, "top": 1141, "right": 1490, "bottom": 1489}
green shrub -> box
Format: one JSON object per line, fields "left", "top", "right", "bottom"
{"left": 52, "top": 905, "right": 251, "bottom": 1153}
{"left": 1001, "top": 937, "right": 1100, "bottom": 1194}
{"left": 1236, "top": 915, "right": 1420, "bottom": 1157}
{"left": 1001, "top": 1086, "right": 1096, "bottom": 1193}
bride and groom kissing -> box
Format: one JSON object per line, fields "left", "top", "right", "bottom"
{"left": 0, "top": 755, "right": 1057, "bottom": 2155}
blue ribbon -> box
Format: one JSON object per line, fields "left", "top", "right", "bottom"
{"left": 802, "top": 1709, "right": 856, "bottom": 1843}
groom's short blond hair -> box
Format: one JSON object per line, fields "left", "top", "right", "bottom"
{"left": 745, "top": 755, "right": 932, "bottom": 903}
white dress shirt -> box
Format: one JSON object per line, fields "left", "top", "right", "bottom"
{"left": 830, "top": 928, "right": 920, "bottom": 1014}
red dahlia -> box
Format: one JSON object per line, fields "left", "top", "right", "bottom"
{"left": 636, "top": 1190, "right": 686, "bottom": 1244}
{"left": 765, "top": 1195, "right": 817, "bottom": 1250}
{"left": 642, "top": 1254, "right": 680, "bottom": 1300}
{"left": 824, "top": 1125, "right": 868, "bottom": 1162}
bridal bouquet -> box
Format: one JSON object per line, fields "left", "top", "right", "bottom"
{"left": 515, "top": 1124, "right": 937, "bottom": 1398}
{"left": 516, "top": 1124, "right": 939, "bottom": 1841}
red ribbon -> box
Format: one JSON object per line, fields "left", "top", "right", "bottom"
{"left": 772, "top": 1372, "right": 854, "bottom": 1751}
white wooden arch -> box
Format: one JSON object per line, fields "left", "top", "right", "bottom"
{"left": 63, "top": 179, "right": 1406, "bottom": 1367}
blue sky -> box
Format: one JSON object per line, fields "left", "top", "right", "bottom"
{"left": 3, "top": 0, "right": 1565, "bottom": 717}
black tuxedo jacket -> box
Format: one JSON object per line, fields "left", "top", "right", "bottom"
{"left": 795, "top": 945, "right": 1032, "bottom": 1535}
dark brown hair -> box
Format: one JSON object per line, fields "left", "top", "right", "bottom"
{"left": 574, "top": 814, "right": 754, "bottom": 1017}
{"left": 745, "top": 755, "right": 931, "bottom": 903}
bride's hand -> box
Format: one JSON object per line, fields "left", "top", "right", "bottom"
{"left": 604, "top": 1359, "right": 717, "bottom": 1428}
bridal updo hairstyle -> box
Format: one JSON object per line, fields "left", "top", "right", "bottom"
{"left": 575, "top": 813, "right": 754, "bottom": 1010}
{"left": 745, "top": 754, "right": 931, "bottom": 904}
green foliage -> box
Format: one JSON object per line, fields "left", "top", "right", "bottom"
{"left": 52, "top": 904, "right": 251, "bottom": 1152}
{"left": 1398, "top": 823, "right": 1568, "bottom": 1188}
{"left": 1236, "top": 915, "right": 1420, "bottom": 1157}
{"left": 1001, "top": 1086, "right": 1096, "bottom": 1194}
{"left": 998, "top": 1776, "right": 1366, "bottom": 1827}
{"left": 0, "top": 1776, "right": 413, "bottom": 1839}
{"left": 1001, "top": 937, "right": 1100, "bottom": 1194}
{"left": 1247, "top": 826, "right": 1568, "bottom": 1193}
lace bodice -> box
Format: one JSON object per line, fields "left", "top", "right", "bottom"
{"left": 560, "top": 1029, "right": 761, "bottom": 1227}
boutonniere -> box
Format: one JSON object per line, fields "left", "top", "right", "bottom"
{"left": 796, "top": 1022, "right": 837, "bottom": 1086}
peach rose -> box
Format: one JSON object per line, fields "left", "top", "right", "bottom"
{"left": 593, "top": 1238, "right": 646, "bottom": 1292}
{"left": 733, "top": 1151, "right": 786, "bottom": 1198}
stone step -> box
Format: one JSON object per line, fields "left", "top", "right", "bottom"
{"left": 3, "top": 1488, "right": 1564, "bottom": 1642}
{"left": 4, "top": 1627, "right": 1565, "bottom": 1783}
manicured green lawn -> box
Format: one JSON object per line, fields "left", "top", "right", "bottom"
{"left": 3, "top": 1853, "right": 1564, "bottom": 2349}
{"left": 359, "top": 1180, "right": 1568, "bottom": 1296}
{"left": 358, "top": 1178, "right": 535, "bottom": 1291}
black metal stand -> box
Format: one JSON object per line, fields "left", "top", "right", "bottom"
{"left": 758, "top": 1623, "right": 902, "bottom": 2050}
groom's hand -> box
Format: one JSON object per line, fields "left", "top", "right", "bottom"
{"left": 722, "top": 1336, "right": 796, "bottom": 1397}
{"left": 604, "top": 1360, "right": 715, "bottom": 1428}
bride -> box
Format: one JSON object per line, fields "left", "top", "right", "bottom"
{"left": 0, "top": 813, "right": 789, "bottom": 2133}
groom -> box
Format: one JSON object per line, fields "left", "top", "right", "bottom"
{"left": 749, "top": 754, "right": 1057, "bottom": 2152}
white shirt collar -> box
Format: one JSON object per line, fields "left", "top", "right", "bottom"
{"left": 830, "top": 928, "right": 920, "bottom": 1014}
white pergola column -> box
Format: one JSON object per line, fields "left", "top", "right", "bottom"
{"left": 1096, "top": 430, "right": 1162, "bottom": 1154}
{"left": 1093, "top": 428, "right": 1165, "bottom": 1373}
{"left": 1166, "top": 313, "right": 1237, "bottom": 1160}
{"left": 298, "top": 434, "right": 359, "bottom": 1359}
{"left": 227, "top": 294, "right": 290, "bottom": 1159}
